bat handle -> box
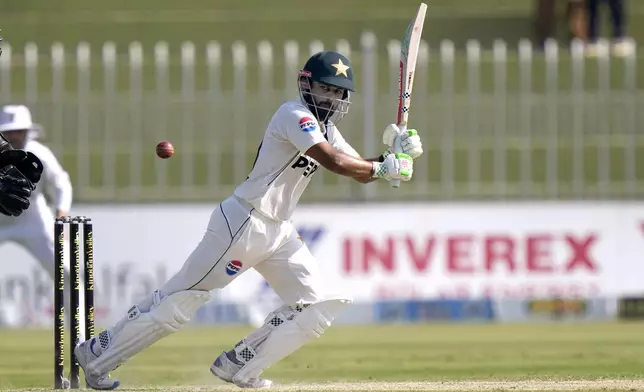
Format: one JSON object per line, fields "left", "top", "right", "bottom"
{"left": 391, "top": 124, "right": 406, "bottom": 188}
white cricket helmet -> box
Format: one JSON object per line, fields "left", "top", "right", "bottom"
{"left": 0, "top": 104, "right": 43, "bottom": 138}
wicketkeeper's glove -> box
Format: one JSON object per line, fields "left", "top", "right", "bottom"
{"left": 0, "top": 133, "right": 43, "bottom": 185}
{"left": 0, "top": 165, "right": 33, "bottom": 217}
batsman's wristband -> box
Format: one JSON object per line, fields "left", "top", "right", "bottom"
{"left": 371, "top": 161, "right": 388, "bottom": 179}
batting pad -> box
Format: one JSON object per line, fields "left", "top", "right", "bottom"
{"left": 86, "top": 289, "right": 211, "bottom": 375}
{"left": 233, "top": 296, "right": 352, "bottom": 381}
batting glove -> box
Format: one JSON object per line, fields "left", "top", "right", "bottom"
{"left": 371, "top": 152, "right": 413, "bottom": 182}
{"left": 381, "top": 124, "right": 423, "bottom": 160}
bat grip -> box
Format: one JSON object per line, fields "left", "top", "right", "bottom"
{"left": 391, "top": 125, "right": 406, "bottom": 188}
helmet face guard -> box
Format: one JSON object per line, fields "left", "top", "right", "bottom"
{"left": 298, "top": 70, "right": 351, "bottom": 126}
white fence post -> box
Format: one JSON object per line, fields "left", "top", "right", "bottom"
{"left": 154, "top": 41, "right": 170, "bottom": 193}
{"left": 25, "top": 42, "right": 38, "bottom": 106}
{"left": 336, "top": 39, "right": 351, "bottom": 59}
{"left": 76, "top": 42, "right": 91, "bottom": 195}
{"left": 232, "top": 40, "right": 248, "bottom": 184}
{"left": 129, "top": 41, "right": 143, "bottom": 197}
{"left": 571, "top": 38, "right": 585, "bottom": 197}
{"left": 416, "top": 39, "right": 429, "bottom": 195}
{"left": 440, "top": 40, "right": 455, "bottom": 198}
{"left": 309, "top": 39, "right": 323, "bottom": 56}
{"left": 181, "top": 41, "right": 196, "bottom": 195}
{"left": 0, "top": 43, "right": 11, "bottom": 102}
{"left": 386, "top": 40, "right": 400, "bottom": 99}
{"left": 361, "top": 31, "right": 377, "bottom": 201}
{"left": 258, "top": 40, "right": 273, "bottom": 98}
{"left": 597, "top": 38, "right": 611, "bottom": 198}
{"left": 519, "top": 39, "right": 533, "bottom": 197}
{"left": 493, "top": 39, "right": 507, "bottom": 198}
{"left": 466, "top": 40, "right": 481, "bottom": 196}
{"left": 102, "top": 42, "right": 117, "bottom": 197}
{"left": 51, "top": 42, "right": 65, "bottom": 154}
{"left": 624, "top": 39, "right": 637, "bottom": 197}
{"left": 545, "top": 38, "right": 559, "bottom": 198}
{"left": 337, "top": 38, "right": 353, "bottom": 198}
{"left": 206, "top": 41, "right": 221, "bottom": 190}
{"left": 283, "top": 40, "right": 299, "bottom": 100}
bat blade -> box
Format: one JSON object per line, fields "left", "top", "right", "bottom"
{"left": 392, "top": 2, "right": 427, "bottom": 188}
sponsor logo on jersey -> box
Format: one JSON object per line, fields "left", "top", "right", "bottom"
{"left": 299, "top": 117, "right": 318, "bottom": 132}
{"left": 225, "top": 260, "right": 243, "bottom": 276}
{"left": 291, "top": 155, "right": 320, "bottom": 178}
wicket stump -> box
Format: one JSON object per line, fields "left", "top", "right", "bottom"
{"left": 54, "top": 216, "right": 95, "bottom": 389}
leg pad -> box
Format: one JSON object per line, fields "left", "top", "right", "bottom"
{"left": 86, "top": 290, "right": 211, "bottom": 375}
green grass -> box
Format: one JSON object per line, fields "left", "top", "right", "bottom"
{"left": 2, "top": 323, "right": 644, "bottom": 391}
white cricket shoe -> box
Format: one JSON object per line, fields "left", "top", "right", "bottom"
{"left": 74, "top": 337, "right": 120, "bottom": 390}
{"left": 210, "top": 351, "right": 272, "bottom": 389}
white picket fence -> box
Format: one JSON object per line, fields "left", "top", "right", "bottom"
{"left": 0, "top": 32, "right": 641, "bottom": 202}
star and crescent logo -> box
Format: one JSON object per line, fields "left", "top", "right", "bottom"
{"left": 331, "top": 59, "right": 350, "bottom": 77}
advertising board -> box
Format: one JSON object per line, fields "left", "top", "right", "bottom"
{"left": 1, "top": 202, "right": 642, "bottom": 326}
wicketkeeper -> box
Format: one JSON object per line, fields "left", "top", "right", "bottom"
{"left": 0, "top": 110, "right": 43, "bottom": 216}
{"left": 0, "top": 105, "right": 72, "bottom": 281}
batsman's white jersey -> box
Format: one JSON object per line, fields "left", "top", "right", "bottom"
{"left": 234, "top": 99, "right": 359, "bottom": 221}
{"left": 157, "top": 99, "right": 359, "bottom": 305}
{"left": 0, "top": 139, "right": 72, "bottom": 280}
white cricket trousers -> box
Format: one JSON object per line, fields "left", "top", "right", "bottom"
{"left": 0, "top": 196, "right": 56, "bottom": 279}
{"left": 160, "top": 195, "right": 323, "bottom": 305}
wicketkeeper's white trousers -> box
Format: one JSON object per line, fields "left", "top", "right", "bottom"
{"left": 160, "top": 195, "right": 323, "bottom": 305}
{"left": 0, "top": 196, "right": 57, "bottom": 279}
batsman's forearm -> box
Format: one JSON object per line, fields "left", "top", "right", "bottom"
{"left": 305, "top": 142, "right": 377, "bottom": 179}
{"left": 324, "top": 152, "right": 374, "bottom": 178}
{"left": 353, "top": 156, "right": 383, "bottom": 183}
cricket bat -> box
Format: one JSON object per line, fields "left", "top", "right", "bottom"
{"left": 391, "top": 2, "right": 427, "bottom": 188}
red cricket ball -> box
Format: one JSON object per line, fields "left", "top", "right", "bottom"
{"left": 156, "top": 140, "right": 174, "bottom": 159}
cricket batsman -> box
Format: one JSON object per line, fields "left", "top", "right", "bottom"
{"left": 0, "top": 105, "right": 72, "bottom": 281}
{"left": 74, "top": 50, "right": 424, "bottom": 389}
